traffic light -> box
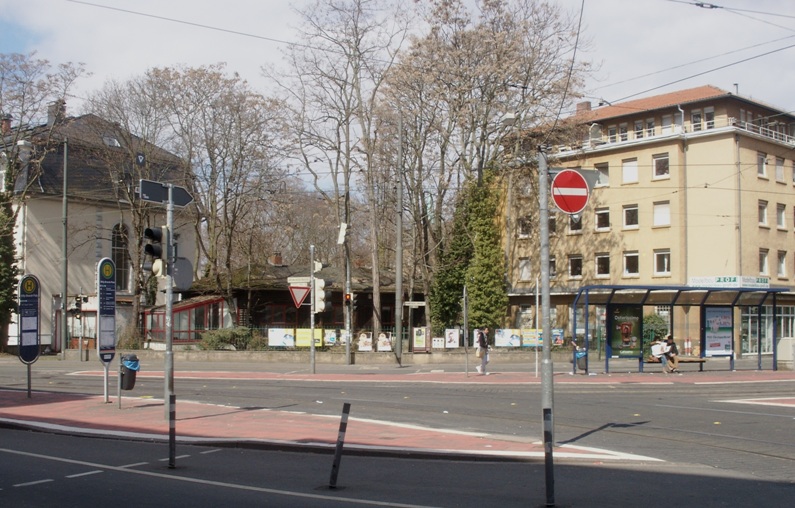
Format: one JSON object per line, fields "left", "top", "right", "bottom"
{"left": 345, "top": 293, "right": 358, "bottom": 311}
{"left": 313, "top": 278, "right": 331, "bottom": 314}
{"left": 144, "top": 226, "right": 168, "bottom": 277}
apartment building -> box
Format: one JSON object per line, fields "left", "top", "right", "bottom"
{"left": 506, "top": 85, "right": 795, "bottom": 356}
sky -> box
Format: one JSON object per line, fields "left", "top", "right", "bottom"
{"left": 1, "top": 0, "right": 794, "bottom": 116}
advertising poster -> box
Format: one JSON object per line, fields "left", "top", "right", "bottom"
{"left": 521, "top": 328, "right": 541, "bottom": 347}
{"left": 268, "top": 328, "right": 295, "bottom": 347}
{"left": 495, "top": 328, "right": 522, "bottom": 347}
{"left": 704, "top": 306, "right": 733, "bottom": 356}
{"left": 357, "top": 331, "right": 373, "bottom": 351}
{"left": 295, "top": 328, "right": 323, "bottom": 347}
{"left": 376, "top": 332, "right": 393, "bottom": 352}
{"left": 444, "top": 328, "right": 460, "bottom": 348}
{"left": 413, "top": 327, "right": 429, "bottom": 352}
{"left": 325, "top": 329, "right": 337, "bottom": 346}
{"left": 607, "top": 304, "right": 643, "bottom": 358}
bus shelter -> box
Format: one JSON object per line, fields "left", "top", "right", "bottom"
{"left": 571, "top": 284, "right": 790, "bottom": 374}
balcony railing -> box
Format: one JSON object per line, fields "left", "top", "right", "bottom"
{"left": 564, "top": 117, "right": 795, "bottom": 153}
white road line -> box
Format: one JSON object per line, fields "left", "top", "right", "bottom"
{"left": 119, "top": 462, "right": 149, "bottom": 468}
{"left": 159, "top": 455, "right": 191, "bottom": 461}
{"left": 66, "top": 470, "right": 103, "bottom": 478}
{"left": 200, "top": 449, "right": 222, "bottom": 455}
{"left": 0, "top": 448, "right": 441, "bottom": 508}
{"left": 14, "top": 479, "right": 54, "bottom": 487}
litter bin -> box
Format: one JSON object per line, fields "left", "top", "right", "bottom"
{"left": 120, "top": 354, "right": 140, "bottom": 390}
{"left": 575, "top": 349, "right": 587, "bottom": 370}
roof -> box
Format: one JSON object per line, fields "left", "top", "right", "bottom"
{"left": 576, "top": 85, "right": 731, "bottom": 123}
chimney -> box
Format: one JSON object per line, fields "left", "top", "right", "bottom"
{"left": 268, "top": 252, "right": 283, "bottom": 266}
{"left": 576, "top": 101, "right": 592, "bottom": 114}
{"left": 47, "top": 100, "right": 66, "bottom": 127}
{"left": 1, "top": 114, "right": 11, "bottom": 135}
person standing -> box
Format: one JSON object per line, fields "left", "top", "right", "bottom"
{"left": 476, "top": 327, "right": 490, "bottom": 375}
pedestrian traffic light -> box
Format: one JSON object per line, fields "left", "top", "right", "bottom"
{"left": 144, "top": 226, "right": 168, "bottom": 277}
{"left": 313, "top": 278, "right": 331, "bottom": 313}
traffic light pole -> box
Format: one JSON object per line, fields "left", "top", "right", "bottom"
{"left": 164, "top": 186, "right": 175, "bottom": 420}
{"left": 309, "top": 244, "right": 316, "bottom": 374}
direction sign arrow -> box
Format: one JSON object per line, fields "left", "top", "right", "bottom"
{"left": 551, "top": 169, "right": 590, "bottom": 215}
{"left": 138, "top": 179, "right": 194, "bottom": 207}
{"left": 289, "top": 286, "right": 311, "bottom": 308}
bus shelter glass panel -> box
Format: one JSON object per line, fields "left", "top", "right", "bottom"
{"left": 740, "top": 305, "right": 794, "bottom": 354}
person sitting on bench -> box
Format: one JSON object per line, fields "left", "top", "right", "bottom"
{"left": 650, "top": 338, "right": 669, "bottom": 372}
{"left": 663, "top": 334, "right": 680, "bottom": 373}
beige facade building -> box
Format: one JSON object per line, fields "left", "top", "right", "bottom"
{"left": 506, "top": 85, "right": 795, "bottom": 357}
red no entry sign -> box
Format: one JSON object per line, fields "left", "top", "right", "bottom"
{"left": 551, "top": 169, "right": 590, "bottom": 214}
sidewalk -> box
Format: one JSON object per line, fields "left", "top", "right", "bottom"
{"left": 2, "top": 365, "right": 794, "bottom": 463}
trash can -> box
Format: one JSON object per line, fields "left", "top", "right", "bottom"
{"left": 575, "top": 349, "right": 587, "bottom": 370}
{"left": 120, "top": 354, "right": 140, "bottom": 390}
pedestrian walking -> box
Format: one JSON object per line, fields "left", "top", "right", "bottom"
{"left": 476, "top": 327, "right": 490, "bottom": 375}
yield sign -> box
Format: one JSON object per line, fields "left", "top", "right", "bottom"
{"left": 289, "top": 286, "right": 311, "bottom": 308}
{"left": 551, "top": 169, "right": 590, "bottom": 214}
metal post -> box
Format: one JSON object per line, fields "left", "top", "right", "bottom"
{"left": 463, "top": 285, "right": 469, "bottom": 375}
{"left": 61, "top": 138, "right": 68, "bottom": 359}
{"left": 310, "top": 244, "right": 316, "bottom": 374}
{"left": 395, "top": 116, "right": 404, "bottom": 365}
{"left": 328, "top": 402, "right": 351, "bottom": 489}
{"left": 164, "top": 186, "right": 174, "bottom": 419}
{"left": 538, "top": 148, "right": 555, "bottom": 506}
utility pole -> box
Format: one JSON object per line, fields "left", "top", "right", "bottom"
{"left": 538, "top": 147, "right": 556, "bottom": 506}
{"left": 395, "top": 117, "right": 404, "bottom": 365}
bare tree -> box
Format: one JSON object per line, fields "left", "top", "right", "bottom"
{"left": 270, "top": 0, "right": 409, "bottom": 336}
{"left": 0, "top": 52, "right": 86, "bottom": 351}
{"left": 147, "top": 64, "right": 290, "bottom": 316}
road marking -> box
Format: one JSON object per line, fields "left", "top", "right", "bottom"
{"left": 160, "top": 455, "right": 190, "bottom": 462}
{"left": 14, "top": 479, "right": 54, "bottom": 487}
{"left": 200, "top": 449, "right": 222, "bottom": 455}
{"left": 119, "top": 462, "right": 149, "bottom": 468}
{"left": 66, "top": 470, "right": 103, "bottom": 478}
{"left": 0, "top": 447, "right": 441, "bottom": 507}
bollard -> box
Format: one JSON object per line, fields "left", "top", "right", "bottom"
{"left": 328, "top": 402, "right": 351, "bottom": 489}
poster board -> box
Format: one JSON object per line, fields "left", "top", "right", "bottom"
{"left": 702, "top": 306, "right": 733, "bottom": 356}
{"left": 357, "top": 331, "right": 373, "bottom": 351}
{"left": 376, "top": 332, "right": 393, "bottom": 351}
{"left": 444, "top": 329, "right": 460, "bottom": 348}
{"left": 296, "top": 328, "right": 324, "bottom": 347}
{"left": 413, "top": 327, "right": 429, "bottom": 352}
{"left": 495, "top": 329, "right": 522, "bottom": 347}
{"left": 606, "top": 304, "right": 643, "bottom": 358}
{"left": 268, "top": 328, "right": 295, "bottom": 347}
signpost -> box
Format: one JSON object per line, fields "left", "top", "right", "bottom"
{"left": 551, "top": 169, "right": 590, "bottom": 215}
{"left": 18, "top": 274, "right": 40, "bottom": 398}
{"left": 97, "top": 258, "right": 116, "bottom": 403}
{"left": 289, "top": 286, "right": 311, "bottom": 308}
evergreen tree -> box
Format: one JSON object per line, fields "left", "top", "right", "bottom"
{"left": 466, "top": 171, "right": 508, "bottom": 329}
{"left": 428, "top": 185, "right": 475, "bottom": 336}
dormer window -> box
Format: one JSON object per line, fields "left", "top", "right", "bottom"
{"left": 103, "top": 136, "right": 121, "bottom": 148}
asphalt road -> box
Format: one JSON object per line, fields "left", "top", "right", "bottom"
{"left": 1, "top": 356, "right": 794, "bottom": 507}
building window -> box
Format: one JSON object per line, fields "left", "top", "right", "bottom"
{"left": 623, "top": 204, "right": 639, "bottom": 228}
{"left": 691, "top": 110, "right": 702, "bottom": 131}
{"left": 619, "top": 123, "right": 628, "bottom": 141}
{"left": 645, "top": 118, "right": 655, "bottom": 137}
{"left": 653, "top": 153, "right": 670, "bottom": 179}
{"left": 623, "top": 251, "right": 639, "bottom": 277}
{"left": 517, "top": 214, "right": 532, "bottom": 238}
{"left": 654, "top": 249, "right": 671, "bottom": 276}
{"left": 704, "top": 107, "right": 715, "bottom": 129}
{"left": 111, "top": 224, "right": 130, "bottom": 292}
{"left": 548, "top": 213, "right": 557, "bottom": 235}
{"left": 595, "top": 162, "right": 609, "bottom": 187}
{"left": 759, "top": 249, "right": 769, "bottom": 275}
{"left": 568, "top": 255, "right": 583, "bottom": 278}
{"left": 595, "top": 253, "right": 610, "bottom": 277}
{"left": 549, "top": 256, "right": 557, "bottom": 278}
{"left": 776, "top": 157, "right": 785, "bottom": 182}
{"left": 662, "top": 114, "right": 673, "bottom": 134}
{"left": 595, "top": 208, "right": 610, "bottom": 231}
{"left": 758, "top": 200, "right": 768, "bottom": 226}
{"left": 757, "top": 152, "right": 767, "bottom": 177}
{"left": 519, "top": 257, "right": 532, "bottom": 281}
{"left": 777, "top": 251, "right": 787, "bottom": 278}
{"left": 653, "top": 201, "right": 670, "bottom": 227}
{"left": 622, "top": 158, "right": 638, "bottom": 184}
{"left": 777, "top": 203, "right": 786, "bottom": 229}
{"left": 634, "top": 120, "right": 644, "bottom": 139}
{"left": 608, "top": 125, "right": 617, "bottom": 143}
{"left": 569, "top": 214, "right": 582, "bottom": 233}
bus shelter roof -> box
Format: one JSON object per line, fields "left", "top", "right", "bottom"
{"left": 572, "top": 284, "right": 791, "bottom": 308}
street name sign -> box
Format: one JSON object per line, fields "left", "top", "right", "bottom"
{"left": 139, "top": 179, "right": 194, "bottom": 207}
